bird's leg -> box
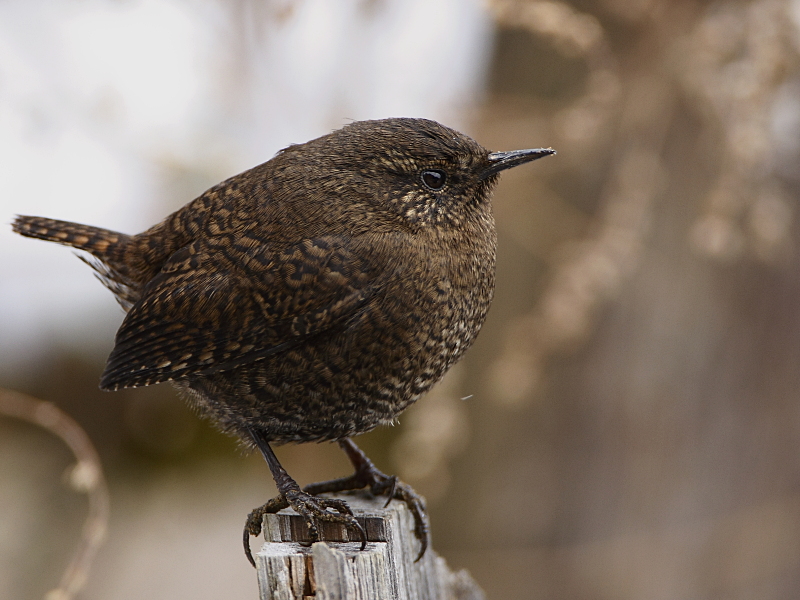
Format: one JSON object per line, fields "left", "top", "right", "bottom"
{"left": 303, "top": 438, "right": 429, "bottom": 560}
{"left": 242, "top": 428, "right": 366, "bottom": 568}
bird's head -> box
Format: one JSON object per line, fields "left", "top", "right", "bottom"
{"left": 279, "top": 118, "right": 554, "bottom": 230}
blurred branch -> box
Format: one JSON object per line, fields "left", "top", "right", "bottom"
{"left": 680, "top": 0, "right": 799, "bottom": 261}
{"left": 0, "top": 389, "right": 109, "bottom": 600}
{"left": 485, "top": 0, "right": 670, "bottom": 407}
{"left": 489, "top": 0, "right": 622, "bottom": 145}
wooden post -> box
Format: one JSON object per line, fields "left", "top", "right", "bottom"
{"left": 254, "top": 491, "right": 485, "bottom": 600}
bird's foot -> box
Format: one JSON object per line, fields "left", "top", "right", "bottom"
{"left": 242, "top": 487, "right": 366, "bottom": 568}
{"left": 304, "top": 439, "right": 429, "bottom": 560}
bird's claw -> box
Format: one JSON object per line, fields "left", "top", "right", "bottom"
{"left": 242, "top": 489, "right": 367, "bottom": 568}
{"left": 370, "top": 471, "right": 428, "bottom": 562}
{"left": 243, "top": 495, "right": 289, "bottom": 567}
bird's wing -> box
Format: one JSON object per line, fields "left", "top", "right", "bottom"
{"left": 99, "top": 236, "right": 388, "bottom": 390}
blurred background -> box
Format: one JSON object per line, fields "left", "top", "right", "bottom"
{"left": 3, "top": 0, "right": 800, "bottom": 598}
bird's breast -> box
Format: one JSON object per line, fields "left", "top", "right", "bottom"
{"left": 385, "top": 224, "right": 496, "bottom": 398}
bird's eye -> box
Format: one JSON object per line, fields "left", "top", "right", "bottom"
{"left": 420, "top": 169, "right": 447, "bottom": 191}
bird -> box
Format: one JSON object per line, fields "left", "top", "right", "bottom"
{"left": 12, "top": 117, "right": 554, "bottom": 565}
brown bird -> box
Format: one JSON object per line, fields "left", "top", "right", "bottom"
{"left": 12, "top": 118, "right": 553, "bottom": 565}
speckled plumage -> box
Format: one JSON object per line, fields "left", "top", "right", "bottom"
{"left": 13, "top": 117, "right": 554, "bottom": 561}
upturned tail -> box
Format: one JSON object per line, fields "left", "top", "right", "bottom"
{"left": 13, "top": 215, "right": 138, "bottom": 309}
{"left": 12, "top": 215, "right": 129, "bottom": 257}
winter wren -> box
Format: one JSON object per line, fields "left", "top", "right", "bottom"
{"left": 12, "top": 118, "right": 554, "bottom": 564}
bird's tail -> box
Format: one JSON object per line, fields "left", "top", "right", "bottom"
{"left": 12, "top": 215, "right": 140, "bottom": 309}
{"left": 12, "top": 215, "right": 129, "bottom": 259}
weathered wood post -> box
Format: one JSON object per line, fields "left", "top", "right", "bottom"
{"left": 254, "top": 491, "right": 485, "bottom": 600}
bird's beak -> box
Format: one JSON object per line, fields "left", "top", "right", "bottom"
{"left": 480, "top": 148, "right": 556, "bottom": 180}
